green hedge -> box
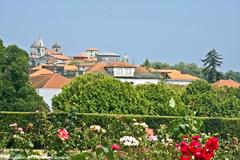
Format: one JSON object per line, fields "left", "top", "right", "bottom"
{"left": 1, "top": 112, "right": 240, "bottom": 139}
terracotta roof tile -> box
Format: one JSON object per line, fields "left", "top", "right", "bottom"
{"left": 86, "top": 48, "right": 98, "bottom": 51}
{"left": 52, "top": 54, "right": 70, "bottom": 60}
{"left": 30, "top": 73, "right": 71, "bottom": 88}
{"left": 106, "top": 62, "right": 136, "bottom": 68}
{"left": 152, "top": 69, "right": 200, "bottom": 81}
{"left": 45, "top": 48, "right": 58, "bottom": 55}
{"left": 29, "top": 68, "right": 54, "bottom": 77}
{"left": 213, "top": 79, "right": 240, "bottom": 88}
{"left": 86, "top": 62, "right": 108, "bottom": 73}
{"left": 135, "top": 66, "right": 149, "bottom": 74}
{"left": 64, "top": 65, "right": 78, "bottom": 71}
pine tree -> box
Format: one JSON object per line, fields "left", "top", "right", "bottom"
{"left": 202, "top": 49, "right": 223, "bottom": 83}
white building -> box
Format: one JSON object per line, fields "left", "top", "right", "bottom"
{"left": 86, "top": 62, "right": 162, "bottom": 85}
{"left": 29, "top": 70, "right": 71, "bottom": 110}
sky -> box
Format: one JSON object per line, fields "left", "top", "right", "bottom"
{"left": 0, "top": 0, "right": 239, "bottom": 71}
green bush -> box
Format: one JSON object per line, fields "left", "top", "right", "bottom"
{"left": 52, "top": 73, "right": 151, "bottom": 115}
{"left": 136, "top": 83, "right": 186, "bottom": 116}
{"left": 1, "top": 112, "right": 240, "bottom": 142}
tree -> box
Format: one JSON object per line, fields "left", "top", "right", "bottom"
{"left": 224, "top": 70, "right": 240, "bottom": 83}
{"left": 202, "top": 49, "right": 223, "bottom": 83}
{"left": 0, "top": 40, "right": 45, "bottom": 111}
{"left": 52, "top": 73, "right": 151, "bottom": 114}
{"left": 142, "top": 58, "right": 151, "bottom": 68}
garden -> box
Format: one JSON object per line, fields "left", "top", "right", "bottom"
{"left": 1, "top": 74, "right": 240, "bottom": 159}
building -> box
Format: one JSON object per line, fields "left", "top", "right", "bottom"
{"left": 29, "top": 69, "right": 71, "bottom": 110}
{"left": 86, "top": 62, "right": 162, "bottom": 85}
{"left": 213, "top": 79, "right": 240, "bottom": 88}
{"left": 96, "top": 51, "right": 121, "bottom": 62}
{"left": 149, "top": 69, "right": 200, "bottom": 85}
{"left": 29, "top": 38, "right": 70, "bottom": 67}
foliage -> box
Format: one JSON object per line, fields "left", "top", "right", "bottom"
{"left": 136, "top": 83, "right": 186, "bottom": 116}
{"left": 0, "top": 40, "right": 46, "bottom": 111}
{"left": 182, "top": 80, "right": 240, "bottom": 117}
{"left": 224, "top": 70, "right": 240, "bottom": 83}
{"left": 141, "top": 60, "right": 204, "bottom": 79}
{"left": 0, "top": 112, "right": 240, "bottom": 158}
{"left": 52, "top": 73, "right": 151, "bottom": 115}
{"left": 202, "top": 49, "right": 223, "bottom": 83}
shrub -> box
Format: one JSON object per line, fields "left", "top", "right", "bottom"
{"left": 136, "top": 83, "right": 186, "bottom": 116}
{"left": 52, "top": 73, "right": 151, "bottom": 115}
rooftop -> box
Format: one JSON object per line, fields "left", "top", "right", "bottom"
{"left": 30, "top": 73, "right": 71, "bottom": 88}
{"left": 213, "top": 79, "right": 240, "bottom": 88}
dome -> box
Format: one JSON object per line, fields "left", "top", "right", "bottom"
{"left": 31, "top": 38, "right": 44, "bottom": 48}
{"left": 52, "top": 42, "right": 61, "bottom": 49}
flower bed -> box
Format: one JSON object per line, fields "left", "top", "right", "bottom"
{"left": 0, "top": 112, "right": 240, "bottom": 159}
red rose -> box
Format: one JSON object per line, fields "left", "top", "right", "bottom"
{"left": 189, "top": 140, "right": 201, "bottom": 153}
{"left": 180, "top": 155, "right": 191, "bottom": 160}
{"left": 180, "top": 141, "right": 190, "bottom": 155}
{"left": 205, "top": 137, "right": 219, "bottom": 151}
{"left": 111, "top": 144, "right": 121, "bottom": 151}
{"left": 201, "top": 146, "right": 214, "bottom": 160}
{"left": 57, "top": 128, "right": 69, "bottom": 141}
{"left": 192, "top": 135, "right": 201, "bottom": 141}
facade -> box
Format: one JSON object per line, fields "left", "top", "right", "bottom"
{"left": 96, "top": 51, "right": 121, "bottom": 62}
{"left": 29, "top": 38, "right": 70, "bottom": 67}
{"left": 29, "top": 71, "right": 71, "bottom": 110}
{"left": 86, "top": 62, "right": 162, "bottom": 85}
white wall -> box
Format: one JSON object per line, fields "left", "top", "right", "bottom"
{"left": 36, "top": 88, "right": 62, "bottom": 111}
{"left": 113, "top": 68, "right": 135, "bottom": 77}
{"left": 165, "top": 80, "right": 192, "bottom": 85}
{"left": 118, "top": 78, "right": 160, "bottom": 85}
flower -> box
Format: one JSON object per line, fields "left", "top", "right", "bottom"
{"left": 192, "top": 135, "right": 201, "bottom": 141}
{"left": 111, "top": 144, "right": 121, "bottom": 150}
{"left": 189, "top": 140, "right": 201, "bottom": 153}
{"left": 180, "top": 141, "right": 190, "bottom": 155}
{"left": 133, "top": 122, "right": 149, "bottom": 128}
{"left": 90, "top": 125, "right": 101, "bottom": 132}
{"left": 148, "top": 135, "right": 158, "bottom": 142}
{"left": 145, "top": 128, "right": 154, "bottom": 137}
{"left": 57, "top": 128, "right": 69, "bottom": 141}
{"left": 180, "top": 155, "right": 191, "bottom": 160}
{"left": 9, "top": 123, "right": 17, "bottom": 128}
{"left": 205, "top": 137, "right": 219, "bottom": 151}
{"left": 120, "top": 136, "right": 139, "bottom": 146}
{"left": 17, "top": 127, "right": 24, "bottom": 134}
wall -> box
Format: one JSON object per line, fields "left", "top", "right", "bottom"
{"left": 113, "top": 68, "right": 135, "bottom": 77}
{"left": 118, "top": 78, "right": 160, "bottom": 85}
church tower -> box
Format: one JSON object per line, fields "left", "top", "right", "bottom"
{"left": 30, "top": 37, "right": 45, "bottom": 57}
{"left": 52, "top": 41, "right": 61, "bottom": 53}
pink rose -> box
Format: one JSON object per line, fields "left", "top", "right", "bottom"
{"left": 57, "top": 128, "right": 69, "bottom": 141}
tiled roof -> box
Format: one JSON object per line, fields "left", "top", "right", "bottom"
{"left": 29, "top": 68, "right": 54, "bottom": 77}
{"left": 51, "top": 54, "right": 71, "bottom": 60}
{"left": 86, "top": 48, "right": 98, "bottom": 51}
{"left": 64, "top": 65, "right": 78, "bottom": 71}
{"left": 106, "top": 62, "right": 136, "bottom": 68}
{"left": 74, "top": 53, "right": 90, "bottom": 58}
{"left": 86, "top": 62, "right": 108, "bottom": 73}
{"left": 135, "top": 66, "right": 149, "bottom": 74}
{"left": 30, "top": 73, "right": 71, "bottom": 88}
{"left": 152, "top": 69, "right": 200, "bottom": 81}
{"left": 213, "top": 79, "right": 240, "bottom": 88}
{"left": 45, "top": 48, "right": 58, "bottom": 55}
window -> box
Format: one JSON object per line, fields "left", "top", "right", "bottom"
{"left": 38, "top": 48, "right": 40, "bottom": 53}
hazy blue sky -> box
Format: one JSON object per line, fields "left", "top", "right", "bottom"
{"left": 0, "top": 0, "right": 239, "bottom": 71}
